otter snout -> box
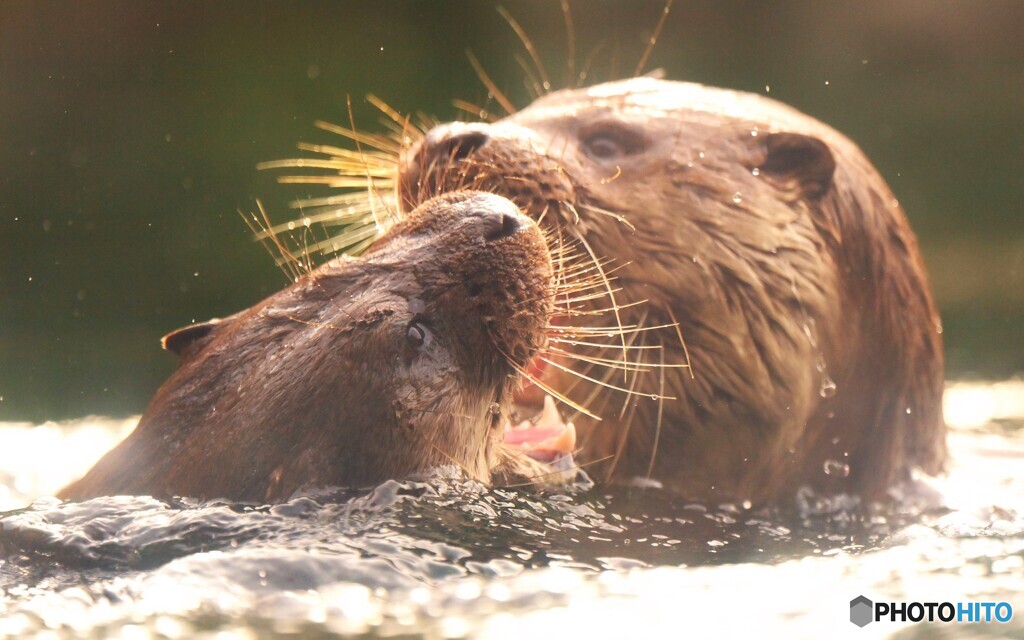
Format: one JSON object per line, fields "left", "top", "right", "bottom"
{"left": 423, "top": 122, "right": 491, "bottom": 162}
{"left": 399, "top": 123, "right": 492, "bottom": 211}
{"left": 398, "top": 121, "right": 577, "bottom": 222}
{"left": 478, "top": 202, "right": 524, "bottom": 243}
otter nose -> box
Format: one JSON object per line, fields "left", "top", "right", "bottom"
{"left": 480, "top": 209, "right": 523, "bottom": 242}
{"left": 423, "top": 123, "right": 491, "bottom": 163}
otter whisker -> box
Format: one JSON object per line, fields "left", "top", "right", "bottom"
{"left": 551, "top": 284, "right": 626, "bottom": 304}
{"left": 241, "top": 200, "right": 312, "bottom": 281}
{"left": 602, "top": 330, "right": 650, "bottom": 479}
{"left": 294, "top": 141, "right": 398, "bottom": 164}
{"left": 549, "top": 258, "right": 621, "bottom": 280}
{"left": 497, "top": 6, "right": 552, "bottom": 93}
{"left": 566, "top": 228, "right": 630, "bottom": 379}
{"left": 576, "top": 202, "right": 636, "bottom": 230}
{"left": 562, "top": 342, "right": 627, "bottom": 422}
{"left": 548, "top": 337, "right": 661, "bottom": 351}
{"left": 579, "top": 39, "right": 609, "bottom": 87}
{"left": 414, "top": 112, "right": 439, "bottom": 136}
{"left": 543, "top": 346, "right": 653, "bottom": 373}
{"left": 514, "top": 53, "right": 545, "bottom": 100}
{"left": 366, "top": 94, "right": 427, "bottom": 142}
{"left": 634, "top": 0, "right": 675, "bottom": 77}
{"left": 561, "top": 0, "right": 576, "bottom": 88}
{"left": 500, "top": 349, "right": 601, "bottom": 420}
{"left": 286, "top": 192, "right": 393, "bottom": 211}
{"left": 466, "top": 49, "right": 516, "bottom": 116}
{"left": 548, "top": 321, "right": 677, "bottom": 336}
{"left": 270, "top": 175, "right": 381, "bottom": 188}
{"left": 545, "top": 345, "right": 686, "bottom": 371}
{"left": 614, "top": 311, "right": 647, "bottom": 419}
{"left": 538, "top": 356, "right": 676, "bottom": 400}
{"left": 344, "top": 95, "right": 398, "bottom": 233}
{"left": 259, "top": 156, "right": 393, "bottom": 173}
{"left": 553, "top": 289, "right": 630, "bottom": 307}
{"left": 300, "top": 224, "right": 379, "bottom": 258}
{"left": 314, "top": 119, "right": 401, "bottom": 155}
{"left": 452, "top": 99, "right": 499, "bottom": 124}
{"left": 645, "top": 344, "right": 667, "bottom": 478}
{"left": 665, "top": 306, "right": 695, "bottom": 379}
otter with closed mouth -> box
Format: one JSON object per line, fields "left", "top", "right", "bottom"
{"left": 395, "top": 77, "right": 946, "bottom": 503}
{"left": 60, "top": 192, "right": 570, "bottom": 503}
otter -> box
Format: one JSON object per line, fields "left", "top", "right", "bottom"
{"left": 395, "top": 77, "right": 946, "bottom": 503}
{"left": 60, "top": 192, "right": 562, "bottom": 503}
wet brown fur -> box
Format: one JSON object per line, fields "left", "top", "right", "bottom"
{"left": 397, "top": 78, "right": 947, "bottom": 503}
{"left": 60, "top": 192, "right": 555, "bottom": 502}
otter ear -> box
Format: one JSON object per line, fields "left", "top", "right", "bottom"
{"left": 162, "top": 318, "right": 223, "bottom": 359}
{"left": 760, "top": 132, "right": 836, "bottom": 200}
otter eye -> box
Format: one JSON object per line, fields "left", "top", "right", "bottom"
{"left": 584, "top": 135, "right": 622, "bottom": 160}
{"left": 580, "top": 123, "right": 646, "bottom": 162}
{"left": 406, "top": 321, "right": 432, "bottom": 350}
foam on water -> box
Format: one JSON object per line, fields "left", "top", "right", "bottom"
{"left": 1, "top": 381, "right": 1022, "bottom": 638}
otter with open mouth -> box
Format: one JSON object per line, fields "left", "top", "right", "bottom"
{"left": 60, "top": 192, "right": 575, "bottom": 503}
{"left": 391, "top": 77, "right": 946, "bottom": 504}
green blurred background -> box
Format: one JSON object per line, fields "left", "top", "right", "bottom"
{"left": 1, "top": 1, "right": 1022, "bottom": 421}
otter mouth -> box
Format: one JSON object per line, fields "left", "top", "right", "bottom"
{"left": 503, "top": 395, "right": 576, "bottom": 463}
{"left": 257, "top": 112, "right": 630, "bottom": 489}
{"left": 497, "top": 395, "right": 580, "bottom": 485}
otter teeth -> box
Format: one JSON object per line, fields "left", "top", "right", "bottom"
{"left": 503, "top": 395, "right": 577, "bottom": 463}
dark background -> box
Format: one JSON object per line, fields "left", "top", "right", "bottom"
{"left": 1, "top": 1, "right": 1022, "bottom": 421}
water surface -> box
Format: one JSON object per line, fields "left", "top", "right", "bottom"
{"left": 1, "top": 381, "right": 1021, "bottom": 638}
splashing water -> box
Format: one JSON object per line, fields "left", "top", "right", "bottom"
{"left": 0, "top": 380, "right": 1022, "bottom": 637}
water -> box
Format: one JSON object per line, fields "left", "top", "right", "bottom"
{"left": 1, "top": 381, "right": 1022, "bottom": 638}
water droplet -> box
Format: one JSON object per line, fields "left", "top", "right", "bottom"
{"left": 302, "top": 217, "right": 312, "bottom": 227}
{"left": 823, "top": 459, "right": 850, "bottom": 477}
{"left": 698, "top": 151, "right": 705, "bottom": 159}
{"left": 751, "top": 168, "right": 760, "bottom": 176}
{"left": 765, "top": 84, "right": 771, "bottom": 93}
{"left": 732, "top": 192, "right": 743, "bottom": 204}
{"left": 750, "top": 128, "right": 759, "bottom": 137}
{"left": 286, "top": 221, "right": 296, "bottom": 231}
{"left": 819, "top": 376, "right": 837, "bottom": 398}
{"left": 905, "top": 406, "right": 913, "bottom": 415}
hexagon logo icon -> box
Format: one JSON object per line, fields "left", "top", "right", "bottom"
{"left": 850, "top": 595, "right": 874, "bottom": 627}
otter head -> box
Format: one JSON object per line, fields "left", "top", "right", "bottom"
{"left": 343, "top": 190, "right": 555, "bottom": 484}
{"left": 60, "top": 191, "right": 556, "bottom": 503}
{"left": 395, "top": 78, "right": 945, "bottom": 503}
